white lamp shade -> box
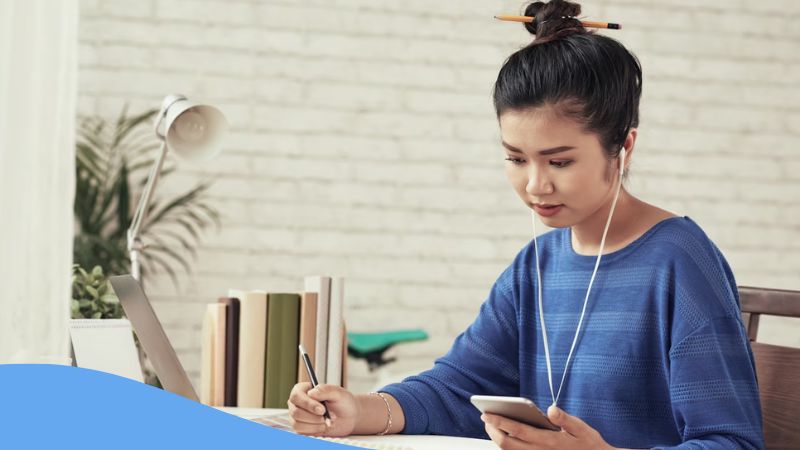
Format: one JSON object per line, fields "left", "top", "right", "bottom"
{"left": 159, "top": 95, "right": 228, "bottom": 161}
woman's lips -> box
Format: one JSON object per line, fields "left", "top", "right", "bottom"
{"left": 532, "top": 203, "right": 564, "bottom": 217}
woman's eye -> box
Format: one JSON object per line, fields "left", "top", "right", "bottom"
{"left": 504, "top": 157, "right": 525, "bottom": 165}
{"left": 550, "top": 160, "right": 572, "bottom": 168}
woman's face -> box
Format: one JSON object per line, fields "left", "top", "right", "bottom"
{"left": 499, "top": 107, "right": 620, "bottom": 229}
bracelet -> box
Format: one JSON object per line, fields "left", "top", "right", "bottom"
{"left": 369, "top": 391, "right": 392, "bottom": 436}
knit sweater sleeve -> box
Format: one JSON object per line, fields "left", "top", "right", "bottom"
{"left": 655, "top": 242, "right": 764, "bottom": 450}
{"left": 378, "top": 267, "right": 520, "bottom": 438}
{"left": 653, "top": 317, "right": 764, "bottom": 450}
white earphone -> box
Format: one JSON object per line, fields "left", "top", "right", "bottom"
{"left": 530, "top": 143, "right": 629, "bottom": 408}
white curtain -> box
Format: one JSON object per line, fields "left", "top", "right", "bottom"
{"left": 0, "top": 0, "right": 78, "bottom": 364}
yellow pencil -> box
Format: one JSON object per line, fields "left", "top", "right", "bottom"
{"left": 494, "top": 15, "right": 621, "bottom": 30}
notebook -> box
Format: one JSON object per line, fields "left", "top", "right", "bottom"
{"left": 250, "top": 414, "right": 413, "bottom": 450}
{"left": 69, "top": 319, "right": 143, "bottom": 383}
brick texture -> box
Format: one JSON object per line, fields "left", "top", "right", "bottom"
{"left": 78, "top": 0, "right": 800, "bottom": 394}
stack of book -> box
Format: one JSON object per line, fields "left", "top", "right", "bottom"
{"left": 200, "top": 276, "right": 347, "bottom": 408}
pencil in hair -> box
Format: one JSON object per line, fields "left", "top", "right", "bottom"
{"left": 494, "top": 15, "right": 621, "bottom": 30}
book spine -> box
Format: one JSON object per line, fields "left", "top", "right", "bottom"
{"left": 326, "top": 277, "right": 345, "bottom": 387}
{"left": 213, "top": 303, "right": 226, "bottom": 407}
{"left": 305, "top": 276, "right": 330, "bottom": 384}
{"left": 200, "top": 304, "right": 216, "bottom": 405}
{"left": 219, "top": 297, "right": 240, "bottom": 407}
{"left": 264, "top": 293, "right": 301, "bottom": 408}
{"left": 234, "top": 290, "right": 268, "bottom": 408}
{"left": 297, "top": 292, "right": 318, "bottom": 385}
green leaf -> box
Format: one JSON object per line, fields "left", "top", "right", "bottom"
{"left": 100, "top": 294, "right": 119, "bottom": 305}
{"left": 85, "top": 285, "right": 99, "bottom": 299}
{"left": 97, "top": 281, "right": 108, "bottom": 296}
{"left": 92, "top": 311, "right": 103, "bottom": 319}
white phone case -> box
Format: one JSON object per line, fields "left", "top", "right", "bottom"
{"left": 470, "top": 395, "right": 560, "bottom": 431}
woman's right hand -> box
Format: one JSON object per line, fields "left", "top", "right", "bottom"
{"left": 287, "top": 382, "right": 359, "bottom": 437}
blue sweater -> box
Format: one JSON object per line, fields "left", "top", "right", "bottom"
{"left": 380, "top": 217, "right": 764, "bottom": 449}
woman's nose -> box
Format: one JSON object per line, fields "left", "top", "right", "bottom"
{"left": 525, "top": 167, "right": 553, "bottom": 195}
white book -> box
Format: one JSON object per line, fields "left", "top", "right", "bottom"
{"left": 200, "top": 306, "right": 216, "bottom": 405}
{"left": 231, "top": 289, "right": 268, "bottom": 407}
{"left": 213, "top": 303, "right": 226, "bottom": 407}
{"left": 304, "top": 276, "right": 330, "bottom": 384}
{"left": 326, "top": 277, "right": 344, "bottom": 387}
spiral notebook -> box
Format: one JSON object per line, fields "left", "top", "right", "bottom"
{"left": 250, "top": 413, "right": 413, "bottom": 450}
{"left": 69, "top": 319, "right": 143, "bottom": 382}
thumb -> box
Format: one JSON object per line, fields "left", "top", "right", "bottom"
{"left": 547, "top": 405, "right": 591, "bottom": 438}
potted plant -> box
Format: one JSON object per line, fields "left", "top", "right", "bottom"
{"left": 71, "top": 264, "right": 121, "bottom": 319}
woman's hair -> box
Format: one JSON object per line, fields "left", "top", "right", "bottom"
{"left": 493, "top": 0, "right": 642, "bottom": 160}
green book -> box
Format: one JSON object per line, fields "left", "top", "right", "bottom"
{"left": 264, "top": 293, "right": 301, "bottom": 408}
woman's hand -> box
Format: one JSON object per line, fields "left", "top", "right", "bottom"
{"left": 481, "top": 405, "right": 618, "bottom": 449}
{"left": 287, "top": 382, "right": 359, "bottom": 437}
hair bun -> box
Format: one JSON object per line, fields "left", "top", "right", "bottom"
{"left": 523, "top": 0, "right": 585, "bottom": 41}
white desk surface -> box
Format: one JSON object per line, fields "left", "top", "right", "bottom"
{"left": 216, "top": 407, "right": 496, "bottom": 449}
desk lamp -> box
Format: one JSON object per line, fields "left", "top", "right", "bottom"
{"left": 127, "top": 95, "right": 228, "bottom": 281}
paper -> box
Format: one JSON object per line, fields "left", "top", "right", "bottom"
{"left": 69, "top": 319, "right": 143, "bottom": 382}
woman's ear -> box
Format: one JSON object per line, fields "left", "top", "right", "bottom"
{"left": 622, "top": 128, "right": 637, "bottom": 171}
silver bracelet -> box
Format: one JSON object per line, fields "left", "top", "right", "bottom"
{"left": 369, "top": 391, "right": 392, "bottom": 436}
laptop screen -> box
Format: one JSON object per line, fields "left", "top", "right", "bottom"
{"left": 109, "top": 275, "right": 199, "bottom": 402}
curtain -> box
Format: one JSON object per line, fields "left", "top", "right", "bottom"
{"left": 0, "top": 0, "right": 78, "bottom": 364}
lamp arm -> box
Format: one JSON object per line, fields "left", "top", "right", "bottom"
{"left": 127, "top": 139, "right": 168, "bottom": 280}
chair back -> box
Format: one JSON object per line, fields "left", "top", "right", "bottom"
{"left": 739, "top": 286, "right": 800, "bottom": 450}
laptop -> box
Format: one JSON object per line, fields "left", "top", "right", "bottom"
{"left": 108, "top": 274, "right": 291, "bottom": 430}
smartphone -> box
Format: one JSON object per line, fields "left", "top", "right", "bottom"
{"left": 470, "top": 395, "right": 560, "bottom": 431}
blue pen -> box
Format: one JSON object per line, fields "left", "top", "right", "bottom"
{"left": 298, "top": 344, "right": 332, "bottom": 427}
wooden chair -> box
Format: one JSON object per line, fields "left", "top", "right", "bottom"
{"left": 738, "top": 286, "right": 800, "bottom": 450}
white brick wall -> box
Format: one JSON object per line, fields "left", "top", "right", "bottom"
{"left": 78, "top": 0, "right": 800, "bottom": 393}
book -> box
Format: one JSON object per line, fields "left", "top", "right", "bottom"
{"left": 199, "top": 305, "right": 218, "bottom": 405}
{"left": 304, "top": 276, "right": 331, "bottom": 384}
{"left": 264, "top": 293, "right": 301, "bottom": 408}
{"left": 297, "top": 292, "right": 318, "bottom": 384}
{"left": 326, "top": 277, "right": 345, "bottom": 387}
{"left": 213, "top": 303, "right": 226, "bottom": 406}
{"left": 232, "top": 289, "right": 268, "bottom": 408}
{"left": 218, "top": 296, "right": 240, "bottom": 407}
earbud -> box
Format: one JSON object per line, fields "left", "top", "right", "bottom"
{"left": 619, "top": 147, "right": 626, "bottom": 178}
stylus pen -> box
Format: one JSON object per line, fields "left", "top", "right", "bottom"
{"left": 298, "top": 344, "right": 332, "bottom": 427}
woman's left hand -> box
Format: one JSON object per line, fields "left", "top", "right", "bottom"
{"left": 481, "top": 405, "right": 618, "bottom": 450}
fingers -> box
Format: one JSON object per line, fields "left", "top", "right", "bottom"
{"left": 481, "top": 413, "right": 558, "bottom": 448}
{"left": 547, "top": 406, "right": 593, "bottom": 439}
{"left": 287, "top": 401, "right": 325, "bottom": 425}
{"left": 288, "top": 382, "right": 327, "bottom": 416}
{"left": 307, "top": 384, "right": 343, "bottom": 403}
{"left": 483, "top": 420, "right": 528, "bottom": 450}
{"left": 291, "top": 419, "right": 329, "bottom": 437}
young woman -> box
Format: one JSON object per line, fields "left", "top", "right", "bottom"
{"left": 287, "top": 1, "right": 765, "bottom": 448}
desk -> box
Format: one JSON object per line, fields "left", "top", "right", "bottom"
{"left": 218, "top": 407, "right": 496, "bottom": 450}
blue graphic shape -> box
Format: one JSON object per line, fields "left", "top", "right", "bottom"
{"left": 0, "top": 364, "right": 359, "bottom": 449}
